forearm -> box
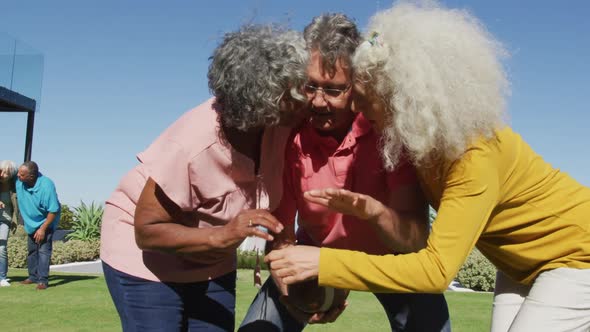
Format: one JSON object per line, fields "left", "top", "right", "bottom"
{"left": 369, "top": 206, "right": 428, "bottom": 253}
{"left": 319, "top": 247, "right": 451, "bottom": 293}
{"left": 135, "top": 221, "right": 226, "bottom": 254}
{"left": 319, "top": 161, "right": 499, "bottom": 293}
{"left": 12, "top": 209, "right": 19, "bottom": 226}
{"left": 11, "top": 194, "right": 19, "bottom": 225}
{"left": 40, "top": 212, "right": 58, "bottom": 231}
{"left": 134, "top": 177, "right": 229, "bottom": 254}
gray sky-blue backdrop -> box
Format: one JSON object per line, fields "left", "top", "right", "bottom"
{"left": 1, "top": 0, "right": 588, "bottom": 205}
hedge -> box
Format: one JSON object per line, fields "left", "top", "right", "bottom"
{"left": 456, "top": 248, "right": 497, "bottom": 292}
{"left": 237, "top": 250, "right": 268, "bottom": 270}
{"left": 7, "top": 226, "right": 100, "bottom": 268}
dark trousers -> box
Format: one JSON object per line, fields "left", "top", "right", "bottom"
{"left": 103, "top": 262, "right": 236, "bottom": 332}
{"left": 375, "top": 292, "right": 452, "bottom": 331}
{"left": 26, "top": 228, "right": 53, "bottom": 286}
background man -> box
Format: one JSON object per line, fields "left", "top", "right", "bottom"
{"left": 16, "top": 161, "right": 60, "bottom": 290}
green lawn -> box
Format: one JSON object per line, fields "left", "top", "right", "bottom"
{"left": 0, "top": 269, "right": 492, "bottom": 331}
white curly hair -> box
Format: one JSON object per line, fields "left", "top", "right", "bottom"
{"left": 0, "top": 160, "right": 17, "bottom": 179}
{"left": 353, "top": 0, "right": 510, "bottom": 170}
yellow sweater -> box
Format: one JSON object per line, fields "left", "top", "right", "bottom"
{"left": 319, "top": 127, "right": 590, "bottom": 293}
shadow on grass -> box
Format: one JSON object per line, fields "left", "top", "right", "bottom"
{"left": 9, "top": 274, "right": 99, "bottom": 287}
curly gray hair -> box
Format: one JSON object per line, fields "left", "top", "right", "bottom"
{"left": 208, "top": 25, "right": 308, "bottom": 130}
{"left": 304, "top": 13, "right": 361, "bottom": 76}
{"left": 353, "top": 1, "right": 509, "bottom": 170}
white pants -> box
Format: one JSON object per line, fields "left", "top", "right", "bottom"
{"left": 491, "top": 268, "right": 590, "bottom": 332}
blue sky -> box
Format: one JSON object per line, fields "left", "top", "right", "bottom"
{"left": 1, "top": 0, "right": 589, "bottom": 206}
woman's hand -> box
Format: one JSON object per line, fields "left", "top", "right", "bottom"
{"left": 269, "top": 243, "right": 296, "bottom": 296}
{"left": 265, "top": 245, "right": 321, "bottom": 285}
{"left": 215, "top": 209, "right": 283, "bottom": 250}
{"left": 304, "top": 188, "right": 385, "bottom": 222}
{"left": 305, "top": 186, "right": 430, "bottom": 254}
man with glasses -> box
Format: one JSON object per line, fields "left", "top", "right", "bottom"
{"left": 239, "top": 13, "right": 451, "bottom": 331}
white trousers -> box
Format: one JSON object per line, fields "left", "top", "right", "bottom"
{"left": 491, "top": 268, "right": 590, "bottom": 332}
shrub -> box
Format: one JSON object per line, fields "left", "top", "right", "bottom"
{"left": 456, "top": 248, "right": 497, "bottom": 292}
{"left": 7, "top": 235, "right": 28, "bottom": 268}
{"left": 58, "top": 204, "right": 75, "bottom": 230}
{"left": 51, "top": 239, "right": 100, "bottom": 265}
{"left": 237, "top": 250, "right": 268, "bottom": 270}
{"left": 7, "top": 225, "right": 101, "bottom": 268}
{"left": 66, "top": 201, "right": 103, "bottom": 241}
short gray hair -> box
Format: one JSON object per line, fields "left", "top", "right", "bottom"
{"left": 208, "top": 25, "right": 308, "bottom": 130}
{"left": 21, "top": 160, "right": 39, "bottom": 178}
{"left": 304, "top": 13, "right": 361, "bottom": 76}
{"left": 0, "top": 160, "right": 17, "bottom": 179}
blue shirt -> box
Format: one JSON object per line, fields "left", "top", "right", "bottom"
{"left": 16, "top": 174, "right": 61, "bottom": 234}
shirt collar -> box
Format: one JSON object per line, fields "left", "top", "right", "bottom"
{"left": 302, "top": 112, "right": 374, "bottom": 152}
{"left": 20, "top": 173, "right": 43, "bottom": 192}
{"left": 349, "top": 112, "right": 373, "bottom": 139}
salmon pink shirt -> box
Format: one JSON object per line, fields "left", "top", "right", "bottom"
{"left": 275, "top": 113, "right": 417, "bottom": 255}
{"left": 100, "top": 98, "right": 290, "bottom": 282}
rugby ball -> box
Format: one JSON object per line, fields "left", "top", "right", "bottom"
{"left": 287, "top": 278, "right": 347, "bottom": 313}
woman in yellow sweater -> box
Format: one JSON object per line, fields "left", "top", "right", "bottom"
{"left": 266, "top": 2, "right": 590, "bottom": 331}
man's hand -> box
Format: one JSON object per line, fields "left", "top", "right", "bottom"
{"left": 279, "top": 294, "right": 349, "bottom": 324}
{"left": 279, "top": 295, "right": 313, "bottom": 323}
{"left": 308, "top": 298, "right": 349, "bottom": 324}
{"left": 33, "top": 227, "right": 46, "bottom": 244}
{"left": 0, "top": 201, "right": 4, "bottom": 209}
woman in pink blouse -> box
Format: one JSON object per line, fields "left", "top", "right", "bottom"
{"left": 100, "top": 25, "right": 309, "bottom": 332}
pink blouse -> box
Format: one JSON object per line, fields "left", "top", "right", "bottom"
{"left": 100, "top": 98, "right": 290, "bottom": 282}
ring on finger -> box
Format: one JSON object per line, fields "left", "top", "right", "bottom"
{"left": 248, "top": 219, "right": 253, "bottom": 227}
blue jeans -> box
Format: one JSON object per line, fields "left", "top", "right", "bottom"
{"left": 103, "top": 262, "right": 236, "bottom": 332}
{"left": 0, "top": 222, "right": 9, "bottom": 280}
{"left": 239, "top": 278, "right": 451, "bottom": 332}
{"left": 26, "top": 228, "right": 53, "bottom": 285}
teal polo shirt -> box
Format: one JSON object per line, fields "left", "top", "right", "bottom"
{"left": 16, "top": 174, "right": 61, "bottom": 235}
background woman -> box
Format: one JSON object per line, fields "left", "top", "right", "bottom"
{"left": 0, "top": 160, "right": 18, "bottom": 287}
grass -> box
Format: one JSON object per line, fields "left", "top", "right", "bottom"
{"left": 0, "top": 269, "right": 492, "bottom": 331}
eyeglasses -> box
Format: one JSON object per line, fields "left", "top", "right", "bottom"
{"left": 303, "top": 84, "right": 351, "bottom": 100}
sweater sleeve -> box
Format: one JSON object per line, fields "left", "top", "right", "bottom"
{"left": 318, "top": 145, "right": 500, "bottom": 293}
